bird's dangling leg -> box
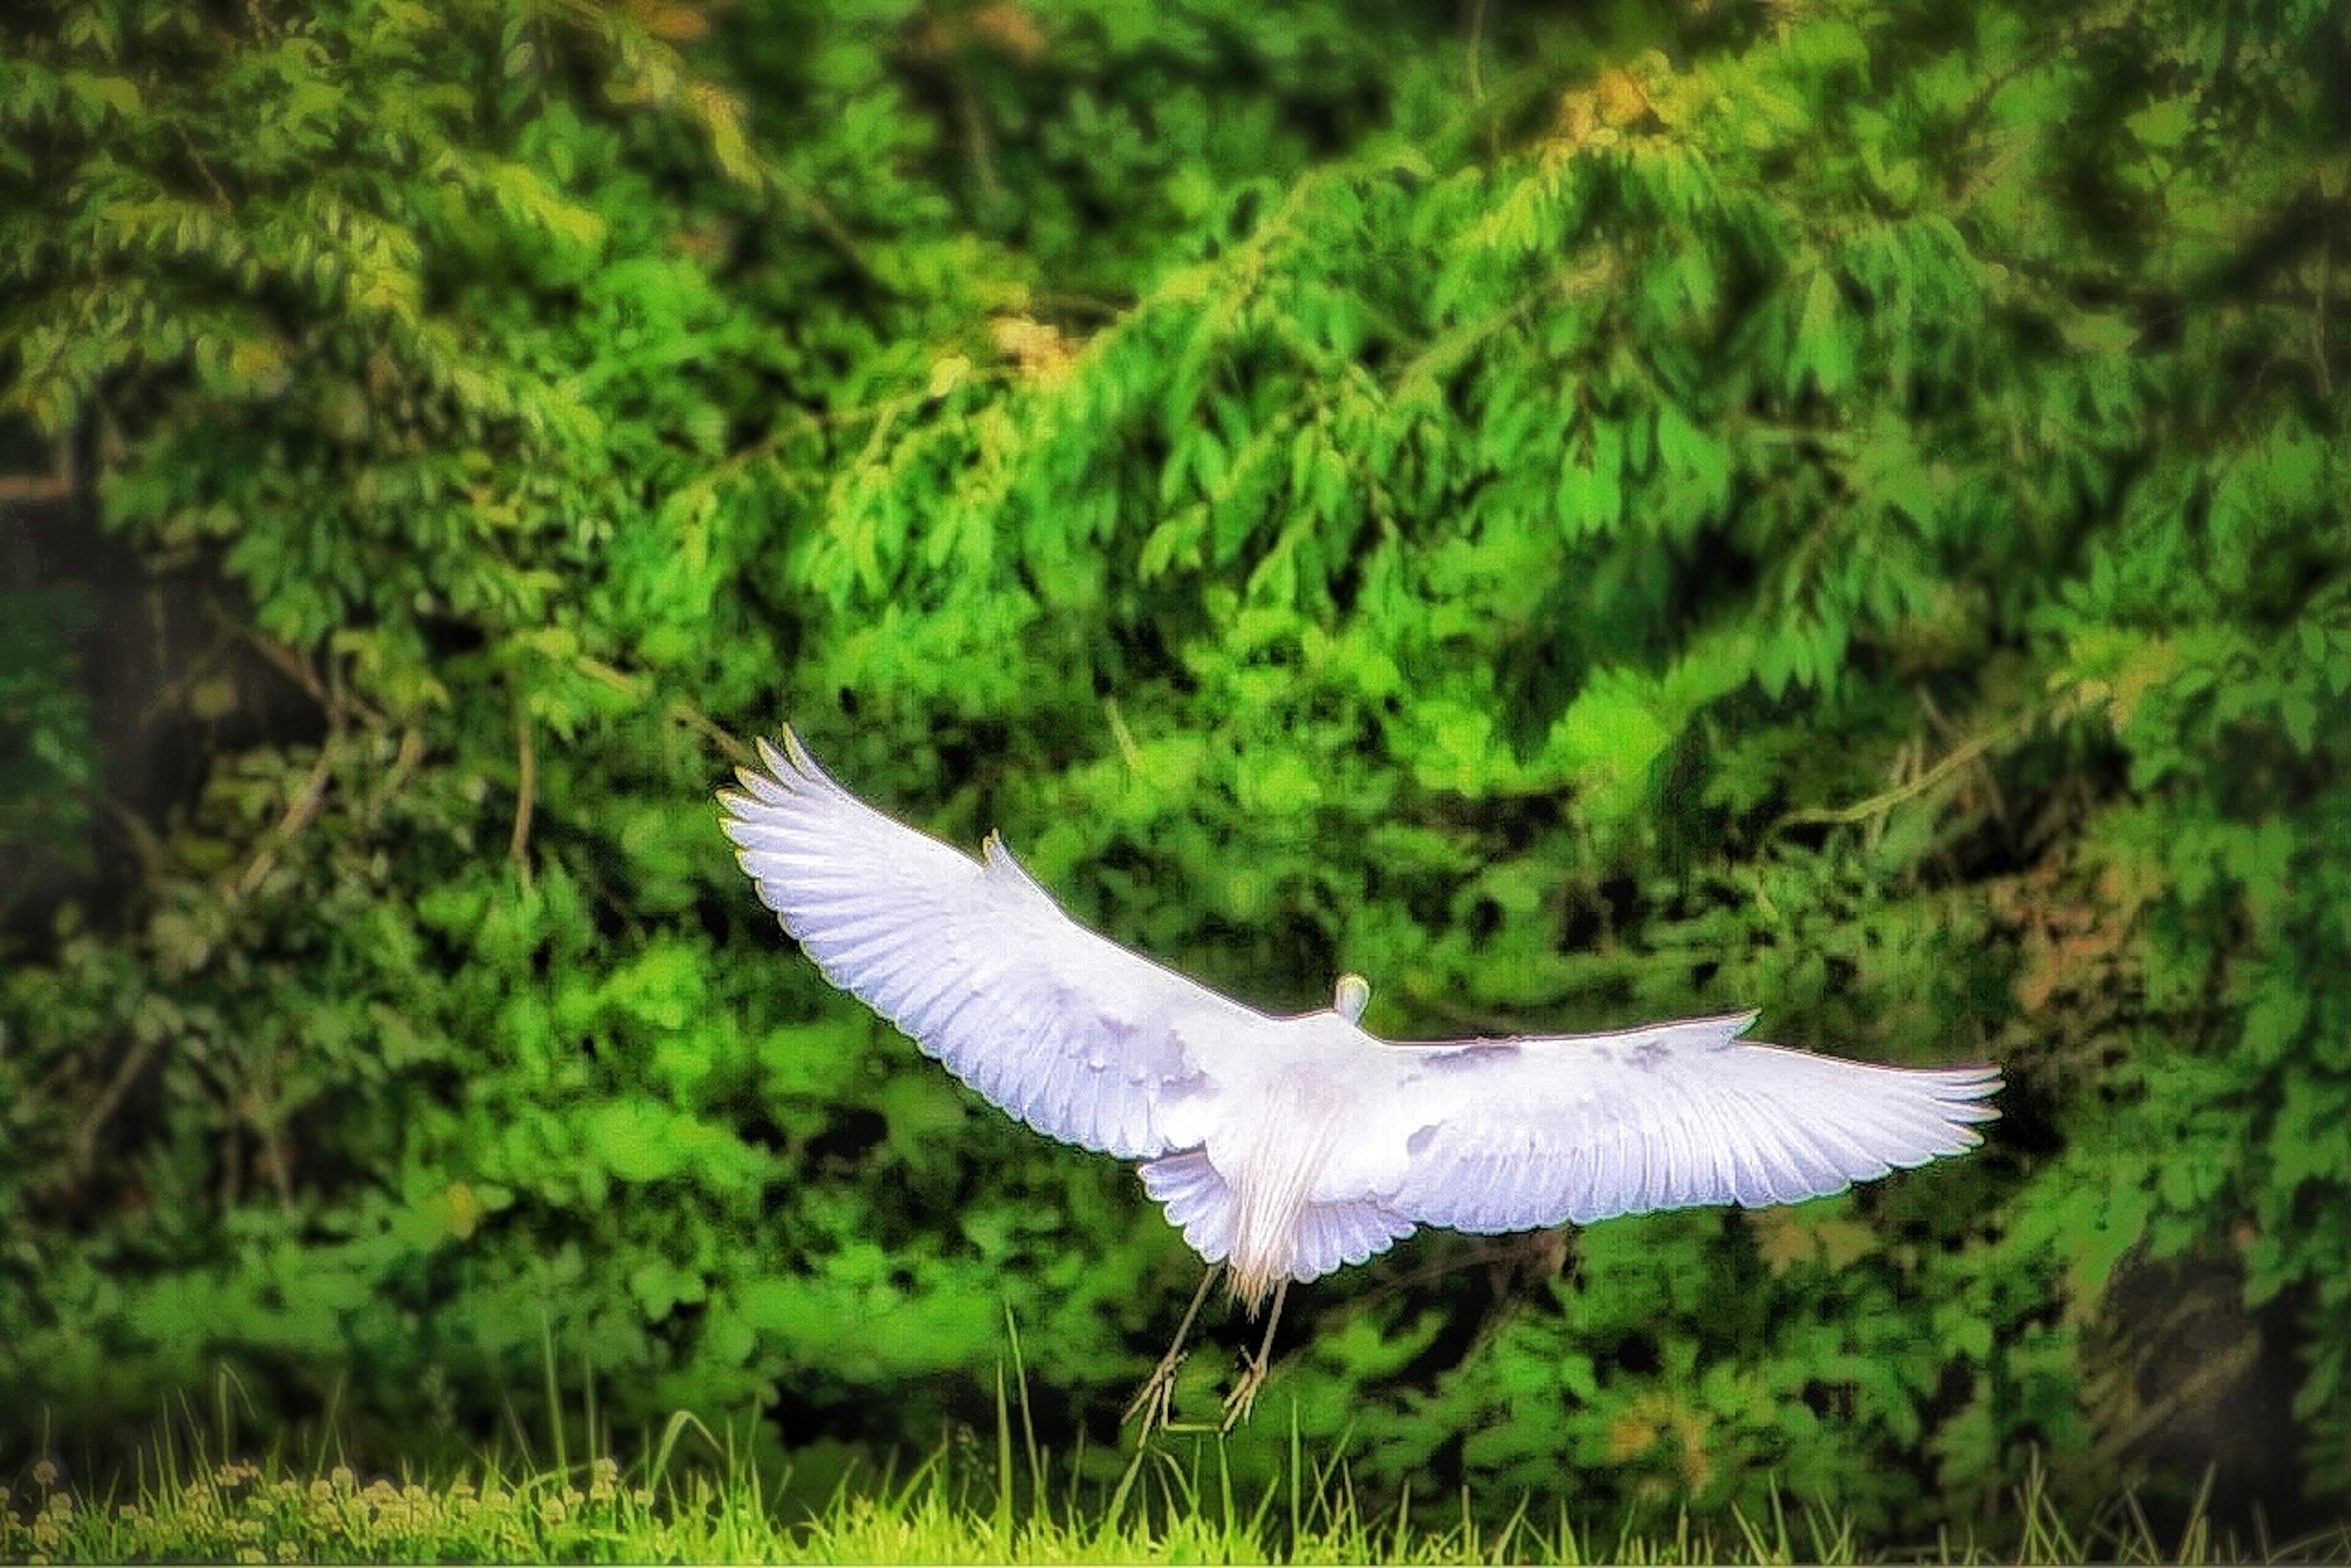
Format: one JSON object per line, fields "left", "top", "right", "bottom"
{"left": 1220, "top": 1278, "right": 1288, "bottom": 1433}
{"left": 1122, "top": 1263, "right": 1221, "bottom": 1441}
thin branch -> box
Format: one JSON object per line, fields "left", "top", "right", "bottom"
{"left": 228, "top": 621, "right": 328, "bottom": 711}
{"left": 509, "top": 691, "right": 536, "bottom": 879}
{"left": 765, "top": 165, "right": 898, "bottom": 296}
{"left": 1944, "top": 6, "right": 2140, "bottom": 206}
{"left": 1775, "top": 708, "right": 2038, "bottom": 834}
{"left": 1465, "top": 0, "right": 1499, "bottom": 163}
{"left": 100, "top": 794, "right": 170, "bottom": 883}
{"left": 953, "top": 64, "right": 1003, "bottom": 212}
{"left": 2314, "top": 170, "right": 2334, "bottom": 397}
{"left": 1919, "top": 685, "right": 2006, "bottom": 823}
{"left": 231, "top": 745, "right": 334, "bottom": 900}
{"left": 367, "top": 726, "right": 427, "bottom": 830}
{"left": 668, "top": 699, "right": 755, "bottom": 771}
{"left": 254, "top": 1105, "right": 296, "bottom": 1212}
{"left": 69, "top": 1034, "right": 163, "bottom": 1176}
{"left": 219, "top": 612, "right": 388, "bottom": 731}
{"left": 173, "top": 122, "right": 236, "bottom": 211}
{"left": 1103, "top": 697, "right": 1144, "bottom": 772}
{"left": 1464, "top": 0, "right": 1488, "bottom": 103}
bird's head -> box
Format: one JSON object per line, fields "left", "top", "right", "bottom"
{"left": 1332, "top": 972, "right": 1370, "bottom": 1022}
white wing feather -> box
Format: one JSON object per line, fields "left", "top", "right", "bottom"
{"left": 719, "top": 730, "right": 1259, "bottom": 1159}
{"left": 1371, "top": 1013, "right": 2000, "bottom": 1232}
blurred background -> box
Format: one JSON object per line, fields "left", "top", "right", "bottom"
{"left": 3, "top": 0, "right": 2347, "bottom": 1550}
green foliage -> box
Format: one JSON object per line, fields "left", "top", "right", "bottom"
{"left": 0, "top": 572, "right": 94, "bottom": 925}
{"left": 3, "top": 0, "right": 2347, "bottom": 1550}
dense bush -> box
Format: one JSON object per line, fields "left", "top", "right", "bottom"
{"left": 4, "top": 0, "right": 2346, "bottom": 1545}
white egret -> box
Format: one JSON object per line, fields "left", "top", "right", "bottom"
{"left": 719, "top": 728, "right": 2001, "bottom": 1433}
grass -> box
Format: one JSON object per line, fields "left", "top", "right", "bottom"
{"left": 12, "top": 1431, "right": 2351, "bottom": 1566}
{"left": 6, "top": 1350, "right": 2348, "bottom": 1565}
{"left": 10, "top": 1426, "right": 2351, "bottom": 1564}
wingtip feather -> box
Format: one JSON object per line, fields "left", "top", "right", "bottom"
{"left": 722, "top": 724, "right": 847, "bottom": 817}
{"left": 781, "top": 724, "right": 827, "bottom": 783}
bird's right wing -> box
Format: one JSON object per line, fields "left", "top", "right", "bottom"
{"left": 720, "top": 729, "right": 1261, "bottom": 1160}
{"left": 1366, "top": 1013, "right": 1999, "bottom": 1232}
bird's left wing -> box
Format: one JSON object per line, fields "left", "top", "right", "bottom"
{"left": 1363, "top": 1013, "right": 1999, "bottom": 1232}
{"left": 720, "top": 729, "right": 1259, "bottom": 1159}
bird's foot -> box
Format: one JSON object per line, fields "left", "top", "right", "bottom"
{"left": 1120, "top": 1350, "right": 1188, "bottom": 1441}
{"left": 1219, "top": 1359, "right": 1268, "bottom": 1433}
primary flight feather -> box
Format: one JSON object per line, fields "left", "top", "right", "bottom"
{"left": 719, "top": 727, "right": 2000, "bottom": 1429}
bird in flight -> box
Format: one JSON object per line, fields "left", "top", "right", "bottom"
{"left": 719, "top": 728, "right": 2000, "bottom": 1435}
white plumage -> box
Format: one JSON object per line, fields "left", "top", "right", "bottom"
{"left": 719, "top": 727, "right": 2000, "bottom": 1428}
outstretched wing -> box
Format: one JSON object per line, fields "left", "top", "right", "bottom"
{"left": 719, "top": 729, "right": 1258, "bottom": 1159}
{"left": 1368, "top": 1013, "right": 1999, "bottom": 1232}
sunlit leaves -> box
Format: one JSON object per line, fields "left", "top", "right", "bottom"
{"left": 584, "top": 1097, "right": 751, "bottom": 1187}
{"left": 1789, "top": 268, "right": 1858, "bottom": 397}
{"left": 1541, "top": 670, "right": 1672, "bottom": 820}
{"left": 1556, "top": 418, "right": 1626, "bottom": 538}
